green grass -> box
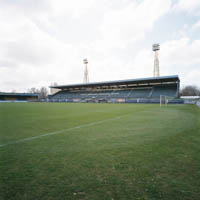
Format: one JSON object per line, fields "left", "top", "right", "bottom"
{"left": 0, "top": 103, "right": 200, "bottom": 200}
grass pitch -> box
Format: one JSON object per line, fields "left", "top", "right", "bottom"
{"left": 0, "top": 103, "right": 200, "bottom": 200}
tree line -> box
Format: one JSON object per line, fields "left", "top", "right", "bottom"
{"left": 27, "top": 87, "right": 48, "bottom": 99}
{"left": 180, "top": 85, "right": 200, "bottom": 96}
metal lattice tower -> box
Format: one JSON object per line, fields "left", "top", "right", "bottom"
{"left": 152, "top": 44, "right": 160, "bottom": 77}
{"left": 83, "top": 58, "right": 89, "bottom": 83}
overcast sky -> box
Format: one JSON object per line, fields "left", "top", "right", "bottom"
{"left": 0, "top": 0, "right": 200, "bottom": 92}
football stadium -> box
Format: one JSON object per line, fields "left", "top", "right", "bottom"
{"left": 1, "top": 70, "right": 200, "bottom": 200}
{"left": 1, "top": 44, "right": 200, "bottom": 200}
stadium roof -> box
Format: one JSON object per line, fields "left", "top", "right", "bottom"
{"left": 50, "top": 75, "right": 180, "bottom": 90}
{"left": 0, "top": 92, "right": 40, "bottom": 97}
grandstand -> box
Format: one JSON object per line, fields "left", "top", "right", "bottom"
{"left": 0, "top": 92, "right": 39, "bottom": 102}
{"left": 50, "top": 75, "right": 183, "bottom": 103}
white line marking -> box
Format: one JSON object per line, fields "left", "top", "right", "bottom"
{"left": 0, "top": 114, "right": 129, "bottom": 148}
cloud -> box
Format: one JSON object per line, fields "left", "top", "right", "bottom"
{"left": 100, "top": 0, "right": 171, "bottom": 48}
{"left": 161, "top": 38, "right": 200, "bottom": 66}
{"left": 160, "top": 38, "right": 200, "bottom": 86}
{"left": 49, "top": 0, "right": 95, "bottom": 19}
{"left": 0, "top": 0, "right": 199, "bottom": 92}
{"left": 192, "top": 20, "right": 200, "bottom": 30}
{"left": 0, "top": 59, "right": 18, "bottom": 69}
{"left": 173, "top": 0, "right": 200, "bottom": 15}
{"left": 0, "top": 18, "right": 58, "bottom": 66}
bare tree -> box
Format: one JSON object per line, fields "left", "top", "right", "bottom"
{"left": 27, "top": 87, "right": 49, "bottom": 99}
{"left": 28, "top": 87, "right": 40, "bottom": 94}
{"left": 39, "top": 87, "right": 48, "bottom": 99}
{"left": 180, "top": 85, "right": 200, "bottom": 96}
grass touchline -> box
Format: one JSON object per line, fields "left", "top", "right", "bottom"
{"left": 0, "top": 114, "right": 124, "bottom": 148}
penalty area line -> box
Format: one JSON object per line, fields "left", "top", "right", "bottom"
{"left": 0, "top": 115, "right": 124, "bottom": 148}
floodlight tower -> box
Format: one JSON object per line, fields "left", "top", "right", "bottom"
{"left": 83, "top": 58, "right": 89, "bottom": 83}
{"left": 152, "top": 43, "right": 160, "bottom": 77}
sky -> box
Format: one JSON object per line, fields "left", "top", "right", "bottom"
{"left": 0, "top": 0, "right": 200, "bottom": 92}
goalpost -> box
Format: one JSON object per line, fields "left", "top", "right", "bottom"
{"left": 160, "top": 95, "right": 169, "bottom": 107}
{"left": 197, "top": 100, "right": 200, "bottom": 107}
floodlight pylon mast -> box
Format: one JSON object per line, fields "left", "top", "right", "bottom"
{"left": 83, "top": 58, "right": 89, "bottom": 83}
{"left": 153, "top": 44, "right": 160, "bottom": 77}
